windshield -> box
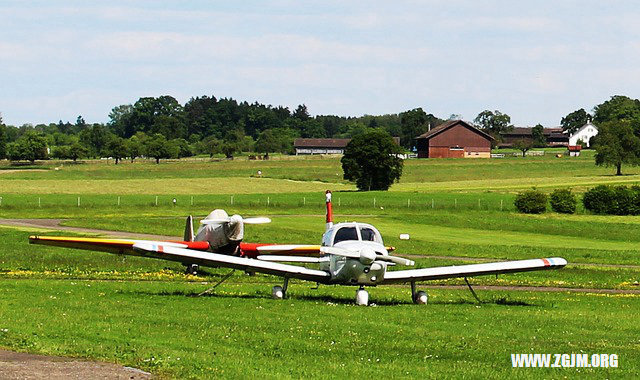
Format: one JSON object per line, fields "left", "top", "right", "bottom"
{"left": 333, "top": 227, "right": 358, "bottom": 243}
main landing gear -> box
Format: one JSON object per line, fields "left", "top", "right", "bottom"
{"left": 411, "top": 282, "right": 428, "bottom": 305}
{"left": 272, "top": 278, "right": 289, "bottom": 299}
{"left": 185, "top": 264, "right": 199, "bottom": 275}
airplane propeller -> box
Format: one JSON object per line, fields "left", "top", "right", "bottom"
{"left": 320, "top": 246, "right": 414, "bottom": 266}
{"left": 200, "top": 216, "right": 272, "bottom": 225}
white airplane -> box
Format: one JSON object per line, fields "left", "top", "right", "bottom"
{"left": 30, "top": 191, "right": 567, "bottom": 305}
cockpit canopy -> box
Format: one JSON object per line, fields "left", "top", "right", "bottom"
{"left": 322, "top": 223, "right": 383, "bottom": 246}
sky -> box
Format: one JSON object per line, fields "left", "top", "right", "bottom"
{"left": 1, "top": 0, "right": 640, "bottom": 127}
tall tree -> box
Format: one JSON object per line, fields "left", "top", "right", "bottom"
{"left": 341, "top": 130, "right": 404, "bottom": 191}
{"left": 474, "top": 110, "right": 513, "bottom": 136}
{"left": 293, "top": 104, "right": 310, "bottom": 121}
{"left": 144, "top": 134, "right": 175, "bottom": 164}
{"left": 399, "top": 108, "right": 428, "bottom": 149}
{"left": 560, "top": 108, "right": 592, "bottom": 134}
{"left": 0, "top": 115, "right": 6, "bottom": 159}
{"left": 6, "top": 131, "right": 48, "bottom": 163}
{"left": 531, "top": 124, "right": 546, "bottom": 147}
{"left": 595, "top": 120, "right": 640, "bottom": 175}
{"left": 106, "top": 136, "right": 128, "bottom": 164}
{"left": 593, "top": 95, "right": 640, "bottom": 133}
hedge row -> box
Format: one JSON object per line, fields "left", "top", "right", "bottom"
{"left": 583, "top": 185, "right": 640, "bottom": 215}
{"left": 514, "top": 185, "right": 640, "bottom": 215}
{"left": 514, "top": 188, "right": 577, "bottom": 214}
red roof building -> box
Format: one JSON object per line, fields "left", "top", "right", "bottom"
{"left": 415, "top": 120, "right": 494, "bottom": 158}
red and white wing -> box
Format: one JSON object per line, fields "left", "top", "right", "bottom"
{"left": 29, "top": 236, "right": 210, "bottom": 254}
{"left": 132, "top": 243, "right": 330, "bottom": 283}
{"left": 381, "top": 257, "right": 567, "bottom": 284}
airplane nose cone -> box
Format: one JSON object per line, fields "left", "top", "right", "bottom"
{"left": 359, "top": 248, "right": 376, "bottom": 265}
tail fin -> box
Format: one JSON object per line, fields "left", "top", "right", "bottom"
{"left": 325, "top": 190, "right": 333, "bottom": 231}
{"left": 184, "top": 215, "right": 194, "bottom": 242}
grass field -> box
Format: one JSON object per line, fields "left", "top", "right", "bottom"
{"left": 1, "top": 154, "right": 639, "bottom": 378}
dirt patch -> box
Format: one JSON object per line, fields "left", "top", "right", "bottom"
{"left": 0, "top": 349, "right": 151, "bottom": 379}
{"left": 0, "top": 219, "right": 172, "bottom": 240}
{"left": 0, "top": 169, "right": 48, "bottom": 174}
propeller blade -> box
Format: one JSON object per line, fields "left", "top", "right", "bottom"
{"left": 375, "top": 255, "right": 414, "bottom": 266}
{"left": 242, "top": 217, "right": 271, "bottom": 224}
{"left": 200, "top": 218, "right": 230, "bottom": 224}
{"left": 319, "top": 246, "right": 360, "bottom": 259}
{"left": 200, "top": 217, "right": 271, "bottom": 225}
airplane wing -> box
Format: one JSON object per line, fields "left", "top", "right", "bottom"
{"left": 131, "top": 243, "right": 331, "bottom": 283}
{"left": 28, "top": 235, "right": 330, "bottom": 284}
{"left": 29, "top": 235, "right": 210, "bottom": 254}
{"left": 381, "top": 257, "right": 567, "bottom": 284}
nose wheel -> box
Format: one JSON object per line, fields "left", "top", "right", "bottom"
{"left": 356, "top": 286, "right": 369, "bottom": 306}
{"left": 411, "top": 282, "right": 428, "bottom": 305}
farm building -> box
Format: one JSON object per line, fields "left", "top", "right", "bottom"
{"left": 569, "top": 122, "right": 598, "bottom": 147}
{"left": 415, "top": 120, "right": 494, "bottom": 158}
{"left": 294, "top": 138, "right": 350, "bottom": 155}
{"left": 294, "top": 137, "right": 401, "bottom": 155}
{"left": 500, "top": 127, "right": 569, "bottom": 147}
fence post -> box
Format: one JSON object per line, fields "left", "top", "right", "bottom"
{"left": 77, "top": 197, "right": 80, "bottom": 207}
{"left": 478, "top": 199, "right": 481, "bottom": 209}
{"left": 0, "top": 197, "right": 3, "bottom": 206}
{"left": 118, "top": 196, "right": 121, "bottom": 206}
{"left": 407, "top": 198, "right": 410, "bottom": 208}
{"left": 431, "top": 199, "right": 434, "bottom": 209}
{"left": 231, "top": 195, "right": 234, "bottom": 205}
{"left": 338, "top": 197, "right": 341, "bottom": 206}
{"left": 267, "top": 197, "right": 270, "bottom": 206}
{"left": 155, "top": 196, "right": 158, "bottom": 206}
{"left": 500, "top": 199, "right": 503, "bottom": 211}
{"left": 303, "top": 197, "right": 306, "bottom": 206}
{"left": 38, "top": 197, "right": 41, "bottom": 208}
{"left": 373, "top": 198, "right": 376, "bottom": 208}
{"left": 454, "top": 198, "right": 457, "bottom": 208}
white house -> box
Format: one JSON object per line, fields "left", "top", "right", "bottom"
{"left": 569, "top": 122, "right": 598, "bottom": 147}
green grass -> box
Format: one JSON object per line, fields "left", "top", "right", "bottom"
{"left": 1, "top": 155, "right": 640, "bottom": 378}
{"left": 0, "top": 279, "right": 638, "bottom": 379}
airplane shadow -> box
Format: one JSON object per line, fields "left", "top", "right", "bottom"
{"left": 127, "top": 289, "right": 536, "bottom": 307}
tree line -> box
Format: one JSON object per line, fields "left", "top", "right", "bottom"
{"left": 0, "top": 96, "right": 446, "bottom": 163}
{"left": 1, "top": 94, "right": 640, "bottom": 170}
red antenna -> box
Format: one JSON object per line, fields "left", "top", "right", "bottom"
{"left": 325, "top": 190, "right": 333, "bottom": 230}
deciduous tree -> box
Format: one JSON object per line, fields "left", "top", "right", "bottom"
{"left": 7, "top": 131, "right": 48, "bottom": 163}
{"left": 341, "top": 130, "right": 404, "bottom": 191}
{"left": 594, "top": 120, "right": 640, "bottom": 175}
{"left": 560, "top": 108, "right": 592, "bottom": 134}
{"left": 474, "top": 110, "right": 513, "bottom": 136}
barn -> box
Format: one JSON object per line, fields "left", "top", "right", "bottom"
{"left": 293, "top": 138, "right": 351, "bottom": 155}
{"left": 415, "top": 120, "right": 494, "bottom": 158}
{"left": 294, "top": 137, "right": 401, "bottom": 155}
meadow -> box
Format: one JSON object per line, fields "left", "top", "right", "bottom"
{"left": 0, "top": 153, "right": 639, "bottom": 378}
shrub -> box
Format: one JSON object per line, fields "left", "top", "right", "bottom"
{"left": 629, "top": 185, "right": 640, "bottom": 215}
{"left": 549, "top": 188, "right": 576, "bottom": 214}
{"left": 514, "top": 189, "right": 548, "bottom": 214}
{"left": 610, "top": 185, "right": 632, "bottom": 215}
{"left": 582, "top": 185, "right": 614, "bottom": 214}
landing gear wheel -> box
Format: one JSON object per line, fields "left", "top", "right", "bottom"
{"left": 413, "top": 291, "right": 428, "bottom": 305}
{"left": 272, "top": 286, "right": 284, "bottom": 300}
{"left": 356, "top": 287, "right": 369, "bottom": 306}
{"left": 185, "top": 264, "right": 199, "bottom": 275}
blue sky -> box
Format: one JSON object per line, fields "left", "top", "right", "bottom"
{"left": 2, "top": 1, "right": 640, "bottom": 127}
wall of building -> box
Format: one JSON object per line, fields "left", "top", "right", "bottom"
{"left": 428, "top": 124, "right": 490, "bottom": 158}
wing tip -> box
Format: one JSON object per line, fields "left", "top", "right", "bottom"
{"left": 546, "top": 257, "right": 568, "bottom": 267}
